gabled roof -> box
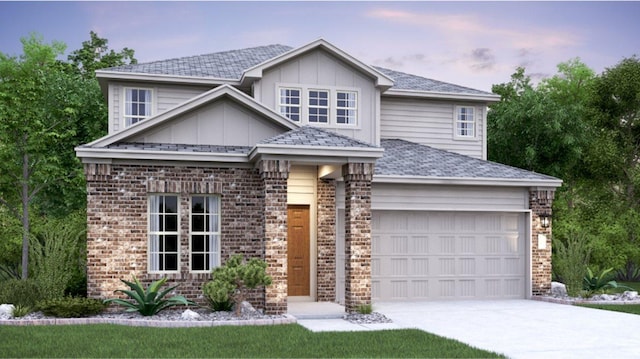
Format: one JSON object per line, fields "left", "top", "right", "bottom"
{"left": 78, "top": 84, "right": 297, "bottom": 149}
{"left": 376, "top": 139, "right": 561, "bottom": 187}
{"left": 240, "top": 39, "right": 394, "bottom": 90}
{"left": 97, "top": 40, "right": 496, "bottom": 98}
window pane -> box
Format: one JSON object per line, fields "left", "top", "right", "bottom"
{"left": 165, "top": 254, "right": 178, "bottom": 271}
{"left": 192, "top": 254, "right": 205, "bottom": 271}
{"left": 163, "top": 196, "right": 178, "bottom": 213}
{"left": 192, "top": 235, "right": 205, "bottom": 252}
{"left": 165, "top": 235, "right": 178, "bottom": 252}
{"left": 165, "top": 214, "right": 178, "bottom": 231}
{"left": 192, "top": 214, "right": 204, "bottom": 231}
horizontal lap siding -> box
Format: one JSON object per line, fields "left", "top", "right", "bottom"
{"left": 340, "top": 183, "right": 528, "bottom": 211}
{"left": 380, "top": 97, "right": 485, "bottom": 159}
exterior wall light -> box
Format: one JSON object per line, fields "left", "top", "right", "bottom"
{"left": 540, "top": 213, "right": 551, "bottom": 228}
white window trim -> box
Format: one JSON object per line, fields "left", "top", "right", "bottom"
{"left": 276, "top": 83, "right": 360, "bottom": 128}
{"left": 454, "top": 105, "right": 477, "bottom": 140}
{"left": 148, "top": 194, "right": 181, "bottom": 274}
{"left": 307, "top": 88, "right": 330, "bottom": 124}
{"left": 123, "top": 86, "right": 155, "bottom": 128}
{"left": 189, "top": 195, "right": 221, "bottom": 273}
{"left": 278, "top": 87, "right": 302, "bottom": 122}
{"left": 336, "top": 90, "right": 358, "bottom": 125}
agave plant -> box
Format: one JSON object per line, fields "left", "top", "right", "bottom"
{"left": 583, "top": 267, "right": 633, "bottom": 294}
{"left": 104, "top": 276, "right": 194, "bottom": 316}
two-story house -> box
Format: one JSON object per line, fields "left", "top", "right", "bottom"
{"left": 75, "top": 39, "right": 561, "bottom": 314}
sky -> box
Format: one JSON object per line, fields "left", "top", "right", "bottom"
{"left": 0, "top": 1, "right": 639, "bottom": 92}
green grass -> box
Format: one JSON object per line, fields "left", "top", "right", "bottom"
{"left": 579, "top": 281, "right": 640, "bottom": 315}
{"left": 0, "top": 324, "right": 504, "bottom": 358}
{"left": 579, "top": 303, "right": 640, "bottom": 315}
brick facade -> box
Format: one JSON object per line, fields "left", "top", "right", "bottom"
{"left": 530, "top": 189, "right": 555, "bottom": 296}
{"left": 316, "top": 178, "right": 337, "bottom": 301}
{"left": 342, "top": 163, "right": 374, "bottom": 312}
{"left": 84, "top": 163, "right": 266, "bottom": 307}
{"left": 259, "top": 160, "right": 290, "bottom": 314}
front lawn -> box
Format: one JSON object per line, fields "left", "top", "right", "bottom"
{"left": 578, "top": 304, "right": 640, "bottom": 315}
{"left": 0, "top": 323, "right": 503, "bottom": 358}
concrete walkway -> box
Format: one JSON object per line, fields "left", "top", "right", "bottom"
{"left": 374, "top": 300, "right": 640, "bottom": 359}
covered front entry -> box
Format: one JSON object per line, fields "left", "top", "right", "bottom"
{"left": 287, "top": 205, "right": 311, "bottom": 296}
{"left": 371, "top": 211, "right": 528, "bottom": 301}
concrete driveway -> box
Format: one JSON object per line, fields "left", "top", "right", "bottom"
{"left": 374, "top": 299, "right": 640, "bottom": 359}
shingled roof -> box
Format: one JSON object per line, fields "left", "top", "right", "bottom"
{"left": 377, "top": 139, "right": 558, "bottom": 181}
{"left": 260, "top": 126, "right": 377, "bottom": 148}
{"left": 101, "top": 43, "right": 492, "bottom": 95}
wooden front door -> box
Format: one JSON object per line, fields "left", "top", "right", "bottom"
{"left": 287, "top": 205, "right": 310, "bottom": 296}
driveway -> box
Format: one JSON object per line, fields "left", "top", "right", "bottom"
{"left": 374, "top": 299, "right": 640, "bottom": 359}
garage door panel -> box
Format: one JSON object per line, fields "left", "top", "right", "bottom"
{"left": 370, "top": 211, "right": 527, "bottom": 301}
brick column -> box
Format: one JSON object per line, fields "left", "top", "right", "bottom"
{"left": 343, "top": 163, "right": 374, "bottom": 312}
{"left": 530, "top": 189, "right": 555, "bottom": 296}
{"left": 317, "top": 178, "right": 336, "bottom": 301}
{"left": 259, "top": 159, "right": 289, "bottom": 314}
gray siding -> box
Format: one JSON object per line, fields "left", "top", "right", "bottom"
{"left": 380, "top": 97, "right": 486, "bottom": 159}
{"left": 337, "top": 182, "right": 528, "bottom": 211}
{"left": 128, "top": 98, "right": 286, "bottom": 146}
{"left": 253, "top": 49, "right": 380, "bottom": 145}
{"left": 371, "top": 183, "right": 528, "bottom": 211}
{"left": 108, "top": 82, "right": 212, "bottom": 135}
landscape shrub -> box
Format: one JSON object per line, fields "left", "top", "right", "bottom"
{"left": 356, "top": 303, "right": 373, "bottom": 315}
{"left": 11, "top": 304, "right": 32, "bottom": 317}
{"left": 104, "top": 276, "right": 193, "bottom": 316}
{"left": 0, "top": 278, "right": 44, "bottom": 307}
{"left": 583, "top": 267, "right": 633, "bottom": 295}
{"left": 30, "top": 212, "right": 86, "bottom": 300}
{"left": 553, "top": 232, "right": 590, "bottom": 297}
{"left": 202, "top": 254, "right": 272, "bottom": 316}
{"left": 37, "top": 297, "right": 106, "bottom": 318}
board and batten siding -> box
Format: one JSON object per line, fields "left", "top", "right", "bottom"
{"left": 128, "top": 98, "right": 286, "bottom": 147}
{"left": 336, "top": 182, "right": 529, "bottom": 212}
{"left": 380, "top": 97, "right": 487, "bottom": 159}
{"left": 108, "top": 82, "right": 212, "bottom": 134}
{"left": 253, "top": 48, "right": 380, "bottom": 145}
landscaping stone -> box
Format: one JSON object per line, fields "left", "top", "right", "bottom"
{"left": 0, "top": 304, "right": 15, "bottom": 319}
{"left": 181, "top": 309, "right": 201, "bottom": 320}
{"left": 551, "top": 281, "right": 567, "bottom": 297}
{"left": 622, "top": 291, "right": 638, "bottom": 300}
{"left": 343, "top": 312, "right": 392, "bottom": 324}
{"left": 237, "top": 301, "right": 257, "bottom": 315}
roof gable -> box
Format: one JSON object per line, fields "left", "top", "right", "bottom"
{"left": 87, "top": 84, "right": 297, "bottom": 148}
{"left": 241, "top": 39, "right": 394, "bottom": 90}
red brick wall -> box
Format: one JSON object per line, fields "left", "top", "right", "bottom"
{"left": 530, "top": 189, "right": 554, "bottom": 296}
{"left": 316, "top": 178, "right": 336, "bottom": 301}
{"left": 84, "top": 163, "right": 266, "bottom": 308}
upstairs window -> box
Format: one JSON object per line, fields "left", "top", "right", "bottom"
{"left": 278, "top": 85, "right": 359, "bottom": 126}
{"left": 308, "top": 90, "right": 329, "bottom": 123}
{"left": 124, "top": 88, "right": 152, "bottom": 127}
{"left": 279, "top": 88, "right": 301, "bottom": 122}
{"left": 190, "top": 196, "right": 220, "bottom": 272}
{"left": 336, "top": 91, "right": 357, "bottom": 125}
{"left": 149, "top": 195, "right": 179, "bottom": 273}
{"left": 455, "top": 106, "right": 475, "bottom": 138}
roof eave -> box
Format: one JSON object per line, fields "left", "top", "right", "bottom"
{"left": 75, "top": 147, "right": 250, "bottom": 164}
{"left": 383, "top": 88, "right": 501, "bottom": 103}
{"left": 249, "top": 144, "right": 384, "bottom": 162}
{"left": 373, "top": 175, "right": 563, "bottom": 188}
{"left": 96, "top": 70, "right": 239, "bottom": 94}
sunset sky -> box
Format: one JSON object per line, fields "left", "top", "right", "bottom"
{"left": 1, "top": 1, "right": 638, "bottom": 92}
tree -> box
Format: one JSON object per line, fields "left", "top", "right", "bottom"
{"left": 67, "top": 30, "right": 136, "bottom": 79}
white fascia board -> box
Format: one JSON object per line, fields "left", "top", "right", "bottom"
{"left": 240, "top": 39, "right": 394, "bottom": 89}
{"left": 96, "top": 71, "right": 238, "bottom": 86}
{"left": 248, "top": 144, "right": 384, "bottom": 162}
{"left": 87, "top": 84, "right": 298, "bottom": 148}
{"left": 383, "top": 89, "right": 501, "bottom": 103}
{"left": 373, "top": 175, "right": 563, "bottom": 188}
{"left": 75, "top": 147, "right": 249, "bottom": 164}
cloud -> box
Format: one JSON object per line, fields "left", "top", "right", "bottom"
{"left": 468, "top": 48, "right": 495, "bottom": 70}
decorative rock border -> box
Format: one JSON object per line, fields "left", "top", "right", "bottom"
{"left": 0, "top": 314, "right": 297, "bottom": 327}
{"left": 532, "top": 296, "right": 640, "bottom": 306}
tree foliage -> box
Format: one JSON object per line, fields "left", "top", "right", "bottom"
{"left": 0, "top": 32, "right": 136, "bottom": 279}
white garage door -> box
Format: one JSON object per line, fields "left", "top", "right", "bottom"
{"left": 336, "top": 211, "right": 528, "bottom": 302}
{"left": 371, "top": 211, "right": 527, "bottom": 301}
